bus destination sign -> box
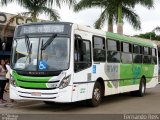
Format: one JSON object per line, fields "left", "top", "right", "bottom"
{"left": 16, "top": 24, "right": 67, "bottom": 36}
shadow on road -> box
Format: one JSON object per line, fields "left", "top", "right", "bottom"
{"left": 14, "top": 90, "right": 156, "bottom": 113}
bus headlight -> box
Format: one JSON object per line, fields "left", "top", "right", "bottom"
{"left": 10, "top": 76, "right": 16, "bottom": 87}
{"left": 59, "top": 75, "right": 71, "bottom": 89}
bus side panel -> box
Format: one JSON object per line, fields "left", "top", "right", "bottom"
{"left": 143, "top": 64, "right": 158, "bottom": 88}
{"left": 119, "top": 64, "right": 139, "bottom": 92}
{"left": 72, "top": 68, "right": 92, "bottom": 101}
{"left": 120, "top": 64, "right": 133, "bottom": 86}
{"left": 103, "top": 63, "right": 119, "bottom": 95}
{"left": 141, "top": 64, "right": 155, "bottom": 88}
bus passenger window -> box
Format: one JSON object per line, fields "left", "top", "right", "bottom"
{"left": 152, "top": 48, "right": 157, "bottom": 64}
{"left": 107, "top": 40, "right": 120, "bottom": 63}
{"left": 144, "top": 47, "right": 149, "bottom": 55}
{"left": 121, "top": 42, "right": 132, "bottom": 64}
{"left": 93, "top": 36, "right": 106, "bottom": 62}
{"left": 133, "top": 45, "right": 143, "bottom": 64}
{"left": 143, "top": 47, "right": 152, "bottom": 64}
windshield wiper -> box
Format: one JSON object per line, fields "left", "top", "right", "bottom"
{"left": 41, "top": 33, "right": 57, "bottom": 50}
{"left": 25, "top": 35, "right": 32, "bottom": 63}
{"left": 25, "top": 35, "right": 32, "bottom": 54}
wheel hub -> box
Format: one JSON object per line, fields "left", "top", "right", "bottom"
{"left": 93, "top": 88, "right": 101, "bottom": 101}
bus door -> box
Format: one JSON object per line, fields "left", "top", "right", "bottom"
{"left": 72, "top": 37, "right": 92, "bottom": 101}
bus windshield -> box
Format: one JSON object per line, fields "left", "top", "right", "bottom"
{"left": 12, "top": 36, "right": 70, "bottom": 71}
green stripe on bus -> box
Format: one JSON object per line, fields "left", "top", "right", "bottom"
{"left": 17, "top": 81, "right": 47, "bottom": 88}
{"left": 106, "top": 32, "right": 154, "bottom": 47}
{"left": 12, "top": 71, "right": 52, "bottom": 88}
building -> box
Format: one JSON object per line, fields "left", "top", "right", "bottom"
{"left": 0, "top": 12, "right": 44, "bottom": 59}
{"left": 0, "top": 12, "right": 33, "bottom": 59}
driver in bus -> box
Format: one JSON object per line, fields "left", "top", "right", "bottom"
{"left": 47, "top": 43, "right": 67, "bottom": 70}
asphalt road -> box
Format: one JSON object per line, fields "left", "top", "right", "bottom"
{"left": 0, "top": 84, "right": 160, "bottom": 120}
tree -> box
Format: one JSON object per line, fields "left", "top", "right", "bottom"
{"left": 74, "top": 0, "right": 141, "bottom": 33}
{"left": 116, "top": 0, "right": 154, "bottom": 34}
{"left": 93, "top": 0, "right": 116, "bottom": 32}
{"left": 1, "top": 0, "right": 76, "bottom": 22}
{"left": 153, "top": 26, "right": 160, "bottom": 32}
{"left": 74, "top": 0, "right": 154, "bottom": 34}
{"left": 14, "top": 0, "right": 76, "bottom": 22}
{"left": 0, "top": 0, "right": 13, "bottom": 5}
{"left": 135, "top": 32, "right": 160, "bottom": 41}
{"left": 135, "top": 32, "right": 156, "bottom": 39}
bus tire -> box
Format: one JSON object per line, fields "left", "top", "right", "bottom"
{"left": 137, "top": 77, "right": 146, "bottom": 97}
{"left": 131, "top": 77, "right": 146, "bottom": 97}
{"left": 87, "top": 81, "right": 102, "bottom": 107}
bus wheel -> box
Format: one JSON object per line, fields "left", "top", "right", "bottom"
{"left": 131, "top": 77, "right": 146, "bottom": 97}
{"left": 87, "top": 82, "right": 102, "bottom": 107}
{"left": 137, "top": 77, "right": 146, "bottom": 97}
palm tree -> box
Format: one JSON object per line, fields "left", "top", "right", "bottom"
{"left": 74, "top": 0, "right": 154, "bottom": 34}
{"left": 14, "top": 0, "right": 73, "bottom": 22}
{"left": 18, "top": 0, "right": 60, "bottom": 22}
{"left": 0, "top": 0, "right": 13, "bottom": 5}
{"left": 14, "top": 0, "right": 76, "bottom": 22}
{"left": 93, "top": 0, "right": 116, "bottom": 32}
{"left": 74, "top": 0, "right": 141, "bottom": 33}
{"left": 116, "top": 0, "right": 154, "bottom": 34}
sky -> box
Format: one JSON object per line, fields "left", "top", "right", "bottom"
{"left": 0, "top": 0, "right": 160, "bottom": 36}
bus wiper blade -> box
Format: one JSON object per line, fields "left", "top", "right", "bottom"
{"left": 25, "top": 35, "right": 32, "bottom": 63}
{"left": 25, "top": 35, "right": 30, "bottom": 53}
{"left": 41, "top": 33, "right": 57, "bottom": 50}
{"left": 25, "top": 35, "right": 32, "bottom": 54}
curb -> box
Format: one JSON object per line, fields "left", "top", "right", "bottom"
{"left": 0, "top": 103, "right": 7, "bottom": 108}
{"left": 4, "top": 92, "right": 42, "bottom": 107}
{"left": 13, "top": 100, "right": 42, "bottom": 107}
{"left": 2, "top": 100, "right": 42, "bottom": 108}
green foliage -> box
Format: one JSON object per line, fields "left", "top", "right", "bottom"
{"left": 135, "top": 32, "right": 160, "bottom": 41}
{"left": 1, "top": 0, "right": 76, "bottom": 22}
{"left": 74, "top": 0, "right": 142, "bottom": 31}
{"left": 0, "top": 0, "right": 13, "bottom": 5}
{"left": 15, "top": 0, "right": 61, "bottom": 22}
{"left": 153, "top": 26, "right": 160, "bottom": 32}
{"left": 74, "top": 0, "right": 154, "bottom": 33}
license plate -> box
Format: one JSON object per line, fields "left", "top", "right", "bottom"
{"left": 31, "top": 92, "right": 42, "bottom": 96}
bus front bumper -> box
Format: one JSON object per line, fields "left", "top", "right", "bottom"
{"left": 9, "top": 85, "right": 73, "bottom": 103}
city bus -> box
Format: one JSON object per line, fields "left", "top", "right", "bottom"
{"left": 10, "top": 22, "right": 159, "bottom": 106}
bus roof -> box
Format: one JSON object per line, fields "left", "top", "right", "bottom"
{"left": 17, "top": 21, "right": 73, "bottom": 27}
{"left": 106, "top": 32, "right": 155, "bottom": 47}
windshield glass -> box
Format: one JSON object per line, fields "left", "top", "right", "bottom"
{"left": 12, "top": 37, "right": 70, "bottom": 71}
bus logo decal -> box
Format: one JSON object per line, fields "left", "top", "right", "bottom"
{"left": 38, "top": 61, "right": 47, "bottom": 70}
{"left": 93, "top": 65, "right": 96, "bottom": 73}
{"left": 132, "top": 66, "right": 141, "bottom": 84}
{"left": 107, "top": 65, "right": 118, "bottom": 73}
